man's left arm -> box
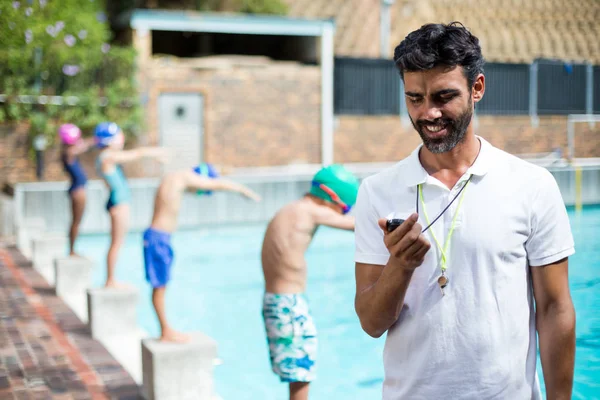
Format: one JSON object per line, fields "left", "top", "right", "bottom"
{"left": 531, "top": 257, "right": 575, "bottom": 400}
{"left": 526, "top": 169, "right": 576, "bottom": 400}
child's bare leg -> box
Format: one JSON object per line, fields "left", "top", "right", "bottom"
{"left": 69, "top": 188, "right": 86, "bottom": 256}
{"left": 289, "top": 382, "right": 309, "bottom": 400}
{"left": 152, "top": 286, "right": 190, "bottom": 343}
{"left": 106, "top": 204, "right": 130, "bottom": 288}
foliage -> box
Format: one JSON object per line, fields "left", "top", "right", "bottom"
{"left": 111, "top": 0, "right": 288, "bottom": 15}
{"left": 236, "top": 0, "right": 288, "bottom": 15}
{"left": 0, "top": 0, "right": 142, "bottom": 147}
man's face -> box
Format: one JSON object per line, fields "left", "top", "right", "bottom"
{"left": 404, "top": 66, "right": 483, "bottom": 154}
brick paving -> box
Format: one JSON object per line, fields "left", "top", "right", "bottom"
{"left": 0, "top": 246, "right": 140, "bottom": 400}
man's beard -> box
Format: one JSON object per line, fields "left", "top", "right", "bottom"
{"left": 410, "top": 100, "right": 473, "bottom": 154}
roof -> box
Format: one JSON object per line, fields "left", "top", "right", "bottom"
{"left": 117, "top": 9, "right": 334, "bottom": 37}
{"left": 284, "top": 0, "right": 600, "bottom": 64}
{"left": 285, "top": 0, "right": 383, "bottom": 57}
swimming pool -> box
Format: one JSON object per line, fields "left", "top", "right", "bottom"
{"left": 77, "top": 206, "right": 600, "bottom": 399}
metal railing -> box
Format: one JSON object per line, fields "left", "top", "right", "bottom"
{"left": 6, "top": 165, "right": 379, "bottom": 235}
{"left": 3, "top": 159, "right": 600, "bottom": 237}
{"left": 334, "top": 58, "right": 598, "bottom": 125}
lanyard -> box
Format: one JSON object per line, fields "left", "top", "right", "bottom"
{"left": 417, "top": 176, "right": 471, "bottom": 274}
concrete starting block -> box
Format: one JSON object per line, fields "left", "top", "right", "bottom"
{"left": 32, "top": 234, "right": 68, "bottom": 285}
{"left": 17, "top": 218, "right": 46, "bottom": 259}
{"left": 87, "top": 286, "right": 146, "bottom": 383}
{"left": 54, "top": 257, "right": 93, "bottom": 322}
{"left": 142, "top": 333, "right": 219, "bottom": 400}
{"left": 87, "top": 287, "right": 139, "bottom": 341}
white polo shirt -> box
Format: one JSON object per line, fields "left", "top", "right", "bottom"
{"left": 354, "top": 137, "right": 575, "bottom": 399}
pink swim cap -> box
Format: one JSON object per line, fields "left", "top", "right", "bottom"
{"left": 58, "top": 124, "right": 81, "bottom": 145}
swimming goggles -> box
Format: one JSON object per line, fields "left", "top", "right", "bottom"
{"left": 311, "top": 181, "right": 351, "bottom": 214}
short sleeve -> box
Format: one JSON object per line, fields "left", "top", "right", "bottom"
{"left": 354, "top": 178, "right": 390, "bottom": 265}
{"left": 525, "top": 169, "right": 575, "bottom": 266}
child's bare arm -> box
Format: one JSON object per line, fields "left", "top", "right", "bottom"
{"left": 103, "top": 147, "right": 169, "bottom": 165}
{"left": 66, "top": 137, "right": 95, "bottom": 158}
{"left": 186, "top": 172, "right": 261, "bottom": 201}
{"left": 313, "top": 206, "right": 355, "bottom": 231}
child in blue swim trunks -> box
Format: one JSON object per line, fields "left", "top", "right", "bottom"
{"left": 261, "top": 164, "right": 359, "bottom": 400}
{"left": 143, "top": 164, "right": 261, "bottom": 342}
{"left": 95, "top": 122, "right": 169, "bottom": 288}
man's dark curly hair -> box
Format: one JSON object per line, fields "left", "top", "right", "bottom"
{"left": 393, "top": 22, "right": 485, "bottom": 88}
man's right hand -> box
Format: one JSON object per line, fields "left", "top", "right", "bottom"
{"left": 378, "top": 213, "right": 431, "bottom": 270}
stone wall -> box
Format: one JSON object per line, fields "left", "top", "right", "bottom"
{"left": 334, "top": 115, "right": 600, "bottom": 163}
{"left": 142, "top": 56, "right": 322, "bottom": 168}
{"left": 2, "top": 115, "right": 598, "bottom": 185}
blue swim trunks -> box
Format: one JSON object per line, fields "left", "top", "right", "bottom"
{"left": 143, "top": 228, "right": 173, "bottom": 288}
{"left": 262, "top": 293, "right": 317, "bottom": 383}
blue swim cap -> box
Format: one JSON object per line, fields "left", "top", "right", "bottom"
{"left": 193, "top": 163, "right": 219, "bottom": 195}
{"left": 95, "top": 122, "right": 121, "bottom": 147}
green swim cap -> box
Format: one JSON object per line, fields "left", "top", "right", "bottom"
{"left": 310, "top": 164, "right": 360, "bottom": 213}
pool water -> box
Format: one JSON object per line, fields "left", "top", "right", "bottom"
{"left": 77, "top": 206, "right": 600, "bottom": 400}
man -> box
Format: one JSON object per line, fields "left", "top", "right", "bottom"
{"left": 354, "top": 22, "right": 576, "bottom": 399}
{"left": 143, "top": 163, "right": 261, "bottom": 342}
{"left": 261, "top": 164, "right": 359, "bottom": 400}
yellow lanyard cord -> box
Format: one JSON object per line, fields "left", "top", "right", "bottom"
{"left": 418, "top": 180, "right": 470, "bottom": 273}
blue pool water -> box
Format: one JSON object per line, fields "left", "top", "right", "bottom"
{"left": 77, "top": 206, "right": 600, "bottom": 400}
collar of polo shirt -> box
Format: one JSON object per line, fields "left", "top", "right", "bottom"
{"left": 403, "top": 136, "right": 495, "bottom": 187}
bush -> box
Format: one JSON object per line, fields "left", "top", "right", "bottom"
{"left": 140, "top": 0, "right": 288, "bottom": 15}
{"left": 0, "top": 0, "right": 141, "bottom": 146}
{"left": 235, "top": 0, "right": 288, "bottom": 15}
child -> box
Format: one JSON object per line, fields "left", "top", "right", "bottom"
{"left": 143, "top": 164, "right": 261, "bottom": 342}
{"left": 59, "top": 123, "right": 95, "bottom": 256}
{"left": 261, "top": 164, "right": 359, "bottom": 400}
{"left": 95, "top": 121, "right": 168, "bottom": 288}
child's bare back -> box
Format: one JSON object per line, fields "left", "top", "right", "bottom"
{"left": 261, "top": 195, "right": 356, "bottom": 294}
{"left": 261, "top": 198, "right": 322, "bottom": 294}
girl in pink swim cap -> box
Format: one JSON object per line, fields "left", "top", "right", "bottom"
{"left": 59, "top": 124, "right": 94, "bottom": 256}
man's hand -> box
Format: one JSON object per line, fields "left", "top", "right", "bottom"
{"left": 355, "top": 213, "right": 430, "bottom": 338}
{"left": 378, "top": 213, "right": 431, "bottom": 271}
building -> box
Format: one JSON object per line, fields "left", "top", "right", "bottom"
{"left": 1, "top": 0, "right": 599, "bottom": 183}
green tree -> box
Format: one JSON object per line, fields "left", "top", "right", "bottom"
{"left": 236, "top": 0, "right": 288, "bottom": 15}
{"left": 0, "top": 0, "right": 141, "bottom": 146}
{"left": 107, "top": 0, "right": 288, "bottom": 15}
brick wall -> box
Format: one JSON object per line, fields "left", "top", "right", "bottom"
{"left": 3, "top": 115, "right": 598, "bottom": 185}
{"left": 2, "top": 41, "right": 599, "bottom": 186}
{"left": 0, "top": 123, "right": 161, "bottom": 185}
{"left": 141, "top": 57, "right": 322, "bottom": 168}
{"left": 334, "top": 115, "right": 600, "bottom": 163}
{"left": 131, "top": 23, "right": 322, "bottom": 168}
{"left": 0, "top": 56, "right": 322, "bottom": 184}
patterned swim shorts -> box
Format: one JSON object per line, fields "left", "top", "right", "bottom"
{"left": 262, "top": 292, "right": 318, "bottom": 383}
